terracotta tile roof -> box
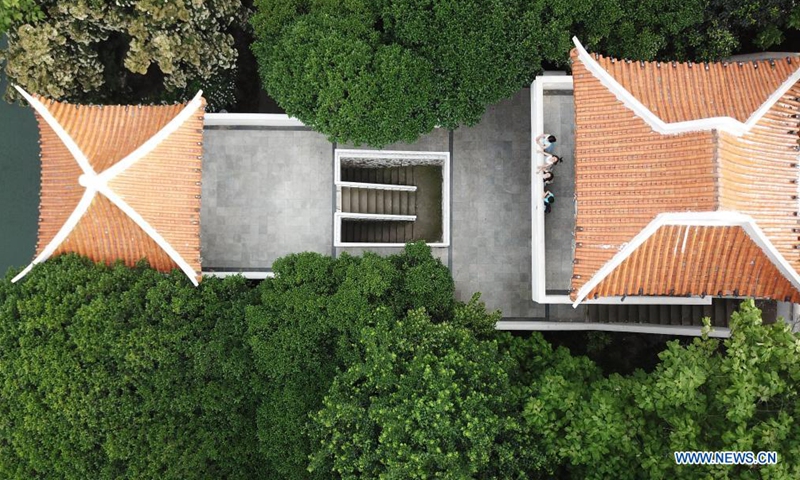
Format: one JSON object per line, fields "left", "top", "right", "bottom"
{"left": 570, "top": 46, "right": 800, "bottom": 303}
{"left": 717, "top": 83, "right": 800, "bottom": 273}
{"left": 592, "top": 53, "right": 798, "bottom": 123}
{"left": 589, "top": 225, "right": 800, "bottom": 302}
{"left": 25, "top": 94, "right": 205, "bottom": 283}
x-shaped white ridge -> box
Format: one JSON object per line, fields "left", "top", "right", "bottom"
{"left": 12, "top": 86, "right": 204, "bottom": 286}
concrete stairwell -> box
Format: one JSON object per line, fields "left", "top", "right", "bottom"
{"left": 341, "top": 187, "right": 417, "bottom": 216}
{"left": 340, "top": 166, "right": 418, "bottom": 243}
{"left": 341, "top": 166, "right": 415, "bottom": 186}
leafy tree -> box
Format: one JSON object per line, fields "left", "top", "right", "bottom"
{"left": 246, "top": 242, "right": 454, "bottom": 479}
{"left": 309, "top": 299, "right": 551, "bottom": 479}
{"left": 0, "top": 255, "right": 260, "bottom": 479}
{"left": 0, "top": 0, "right": 243, "bottom": 109}
{"left": 0, "top": 0, "right": 42, "bottom": 35}
{"left": 252, "top": 0, "right": 799, "bottom": 147}
{"left": 251, "top": 0, "right": 543, "bottom": 147}
{"left": 524, "top": 300, "right": 800, "bottom": 479}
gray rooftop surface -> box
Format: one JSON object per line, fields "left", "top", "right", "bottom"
{"left": 201, "top": 88, "right": 586, "bottom": 321}
{"left": 201, "top": 128, "right": 333, "bottom": 269}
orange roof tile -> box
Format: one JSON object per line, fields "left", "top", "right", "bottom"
{"left": 588, "top": 225, "right": 800, "bottom": 303}
{"left": 20, "top": 92, "right": 205, "bottom": 284}
{"left": 592, "top": 53, "right": 798, "bottom": 123}
{"left": 570, "top": 45, "right": 800, "bottom": 303}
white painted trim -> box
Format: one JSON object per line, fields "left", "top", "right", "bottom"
{"left": 204, "top": 113, "right": 306, "bottom": 127}
{"left": 336, "top": 242, "right": 450, "bottom": 248}
{"left": 14, "top": 86, "right": 94, "bottom": 176}
{"left": 337, "top": 212, "right": 417, "bottom": 222}
{"left": 441, "top": 151, "right": 451, "bottom": 249}
{"left": 572, "top": 211, "right": 800, "bottom": 307}
{"left": 530, "top": 75, "right": 574, "bottom": 303}
{"left": 339, "top": 181, "right": 417, "bottom": 192}
{"left": 334, "top": 149, "right": 451, "bottom": 247}
{"left": 12, "top": 91, "right": 204, "bottom": 285}
{"left": 203, "top": 271, "right": 275, "bottom": 280}
{"left": 495, "top": 321, "right": 730, "bottom": 338}
{"left": 543, "top": 294, "right": 712, "bottom": 305}
{"left": 531, "top": 78, "right": 546, "bottom": 302}
{"left": 336, "top": 149, "right": 450, "bottom": 160}
{"left": 100, "top": 91, "right": 204, "bottom": 181}
{"left": 572, "top": 37, "right": 800, "bottom": 137}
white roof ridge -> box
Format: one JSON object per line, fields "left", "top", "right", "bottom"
{"left": 11, "top": 87, "right": 203, "bottom": 285}
{"left": 571, "top": 37, "right": 800, "bottom": 137}
{"left": 572, "top": 211, "right": 800, "bottom": 307}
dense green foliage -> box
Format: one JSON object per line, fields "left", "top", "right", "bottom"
{"left": 0, "top": 256, "right": 259, "bottom": 479}
{"left": 2, "top": 247, "right": 800, "bottom": 479}
{"left": 246, "top": 242, "right": 455, "bottom": 479}
{"left": 525, "top": 299, "right": 800, "bottom": 479}
{"left": 309, "top": 302, "right": 549, "bottom": 479}
{"left": 574, "top": 0, "right": 800, "bottom": 61}
{"left": 0, "top": 0, "right": 243, "bottom": 109}
{"left": 252, "top": 0, "right": 799, "bottom": 146}
{"left": 0, "top": 0, "right": 42, "bottom": 34}
{"left": 251, "top": 0, "right": 543, "bottom": 146}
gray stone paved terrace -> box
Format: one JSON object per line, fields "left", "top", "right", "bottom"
{"left": 201, "top": 88, "right": 585, "bottom": 321}
{"left": 542, "top": 91, "right": 576, "bottom": 293}
{"left": 201, "top": 128, "right": 333, "bottom": 269}
{"left": 450, "top": 89, "right": 544, "bottom": 318}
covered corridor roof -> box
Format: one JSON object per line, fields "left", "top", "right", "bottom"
{"left": 570, "top": 38, "right": 800, "bottom": 305}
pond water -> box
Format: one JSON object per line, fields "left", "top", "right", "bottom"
{"left": 0, "top": 36, "right": 39, "bottom": 277}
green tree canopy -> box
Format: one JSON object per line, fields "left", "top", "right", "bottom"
{"left": 524, "top": 300, "right": 800, "bottom": 479}
{"left": 309, "top": 300, "right": 551, "bottom": 479}
{"left": 245, "top": 242, "right": 455, "bottom": 479}
{"left": 0, "top": 256, "right": 260, "bottom": 479}
{"left": 251, "top": 0, "right": 544, "bottom": 147}
{"left": 0, "top": 0, "right": 243, "bottom": 109}
{"left": 0, "top": 0, "right": 42, "bottom": 35}
{"left": 252, "top": 0, "right": 799, "bottom": 146}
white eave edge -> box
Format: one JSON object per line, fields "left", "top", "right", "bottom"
{"left": 12, "top": 87, "right": 204, "bottom": 286}
{"left": 572, "top": 211, "right": 800, "bottom": 307}
{"left": 572, "top": 37, "right": 800, "bottom": 137}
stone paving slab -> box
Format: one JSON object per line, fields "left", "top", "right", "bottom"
{"left": 451, "top": 89, "right": 545, "bottom": 318}
{"left": 543, "top": 92, "right": 576, "bottom": 292}
{"left": 201, "top": 128, "right": 333, "bottom": 268}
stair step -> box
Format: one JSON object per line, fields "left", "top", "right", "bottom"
{"left": 680, "top": 304, "right": 691, "bottom": 326}
{"left": 637, "top": 304, "right": 649, "bottom": 323}
{"left": 608, "top": 305, "right": 618, "bottom": 323}
{"left": 342, "top": 187, "right": 350, "bottom": 212}
{"left": 400, "top": 191, "right": 408, "bottom": 215}
{"left": 598, "top": 304, "right": 608, "bottom": 323}
{"left": 375, "top": 190, "right": 383, "bottom": 214}
{"left": 702, "top": 303, "right": 713, "bottom": 325}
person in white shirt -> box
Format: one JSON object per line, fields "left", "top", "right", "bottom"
{"left": 537, "top": 154, "right": 562, "bottom": 173}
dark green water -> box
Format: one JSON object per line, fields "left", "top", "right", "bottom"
{"left": 0, "top": 36, "right": 39, "bottom": 276}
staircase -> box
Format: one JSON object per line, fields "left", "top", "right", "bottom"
{"left": 342, "top": 166, "right": 416, "bottom": 185}
{"left": 586, "top": 298, "right": 776, "bottom": 328}
{"left": 341, "top": 186, "right": 417, "bottom": 216}
{"left": 338, "top": 166, "right": 418, "bottom": 243}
